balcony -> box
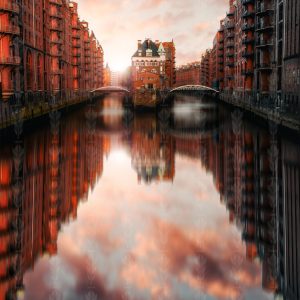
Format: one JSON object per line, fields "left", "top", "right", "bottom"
{"left": 257, "top": 63, "right": 272, "bottom": 71}
{"left": 241, "top": 69, "right": 254, "bottom": 76}
{"left": 50, "top": 38, "right": 63, "bottom": 44}
{"left": 72, "top": 41, "right": 81, "bottom": 48}
{"left": 0, "top": 2, "right": 19, "bottom": 14}
{"left": 226, "top": 33, "right": 234, "bottom": 39}
{"left": 49, "top": 10, "right": 63, "bottom": 19}
{"left": 242, "top": 24, "right": 255, "bottom": 32}
{"left": 226, "top": 42, "right": 234, "bottom": 48}
{"left": 50, "top": 49, "right": 63, "bottom": 57}
{"left": 242, "top": 50, "right": 254, "bottom": 58}
{"left": 0, "top": 56, "right": 20, "bottom": 66}
{"left": 242, "top": 0, "right": 254, "bottom": 5}
{"left": 0, "top": 23, "right": 20, "bottom": 35}
{"left": 51, "top": 69, "right": 63, "bottom": 75}
{"left": 256, "top": 22, "right": 274, "bottom": 32}
{"left": 73, "top": 53, "right": 81, "bottom": 57}
{"left": 256, "top": 4, "right": 275, "bottom": 16}
{"left": 242, "top": 10, "right": 255, "bottom": 19}
{"left": 226, "top": 62, "right": 234, "bottom": 68}
{"left": 72, "top": 23, "right": 81, "bottom": 30}
{"left": 72, "top": 32, "right": 80, "bottom": 39}
{"left": 242, "top": 37, "right": 255, "bottom": 45}
{"left": 256, "top": 38, "right": 274, "bottom": 48}
{"left": 49, "top": 22, "right": 63, "bottom": 32}
{"left": 225, "top": 22, "right": 235, "bottom": 30}
{"left": 226, "top": 11, "right": 234, "bottom": 17}
{"left": 226, "top": 52, "right": 234, "bottom": 58}
{"left": 49, "top": 0, "right": 63, "bottom": 6}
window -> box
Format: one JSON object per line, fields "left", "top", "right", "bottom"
{"left": 37, "top": 54, "right": 43, "bottom": 90}
{"left": 26, "top": 50, "right": 33, "bottom": 90}
{"left": 146, "top": 49, "right": 152, "bottom": 57}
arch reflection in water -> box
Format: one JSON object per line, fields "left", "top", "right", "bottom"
{"left": 0, "top": 94, "right": 298, "bottom": 300}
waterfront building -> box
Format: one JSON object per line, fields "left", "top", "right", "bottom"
{"left": 240, "top": 0, "right": 255, "bottom": 97}
{"left": 214, "top": 20, "right": 225, "bottom": 91}
{"left": 111, "top": 71, "right": 122, "bottom": 86}
{"left": 224, "top": 1, "right": 235, "bottom": 92}
{"left": 131, "top": 38, "right": 176, "bottom": 91}
{"left": 104, "top": 63, "right": 111, "bottom": 86}
{"left": 162, "top": 41, "right": 176, "bottom": 88}
{"left": 0, "top": 0, "right": 104, "bottom": 124}
{"left": 175, "top": 62, "right": 201, "bottom": 87}
{"left": 282, "top": 0, "right": 300, "bottom": 109}
{"left": 200, "top": 0, "right": 299, "bottom": 114}
{"left": 200, "top": 49, "right": 212, "bottom": 87}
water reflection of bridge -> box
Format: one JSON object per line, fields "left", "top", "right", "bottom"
{"left": 0, "top": 99, "right": 299, "bottom": 299}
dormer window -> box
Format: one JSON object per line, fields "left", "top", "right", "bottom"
{"left": 146, "top": 49, "right": 152, "bottom": 57}
{"left": 138, "top": 50, "right": 142, "bottom": 56}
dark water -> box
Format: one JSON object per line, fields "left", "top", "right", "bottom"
{"left": 0, "top": 94, "right": 299, "bottom": 300}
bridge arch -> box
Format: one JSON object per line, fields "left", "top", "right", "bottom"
{"left": 170, "top": 85, "right": 219, "bottom": 94}
{"left": 91, "top": 86, "right": 130, "bottom": 94}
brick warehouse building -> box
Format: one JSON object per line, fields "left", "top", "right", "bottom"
{"left": 175, "top": 61, "right": 201, "bottom": 87}
{"left": 131, "top": 38, "right": 176, "bottom": 91}
{"left": 0, "top": 0, "right": 104, "bottom": 123}
{"left": 200, "top": 0, "right": 300, "bottom": 115}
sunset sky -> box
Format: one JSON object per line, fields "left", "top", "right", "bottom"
{"left": 76, "top": 0, "right": 229, "bottom": 71}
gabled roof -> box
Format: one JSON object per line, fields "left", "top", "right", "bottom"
{"left": 132, "top": 39, "right": 160, "bottom": 58}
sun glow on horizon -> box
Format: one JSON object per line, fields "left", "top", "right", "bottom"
{"left": 108, "top": 59, "right": 131, "bottom": 72}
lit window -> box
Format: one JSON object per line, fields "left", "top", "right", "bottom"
{"left": 146, "top": 49, "right": 152, "bottom": 57}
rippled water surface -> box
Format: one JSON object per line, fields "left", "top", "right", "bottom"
{"left": 0, "top": 94, "right": 299, "bottom": 300}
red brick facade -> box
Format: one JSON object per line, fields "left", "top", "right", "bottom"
{"left": 0, "top": 0, "right": 103, "bottom": 105}
{"left": 131, "top": 39, "right": 176, "bottom": 91}
{"left": 200, "top": 0, "right": 300, "bottom": 110}
{"left": 175, "top": 62, "right": 200, "bottom": 87}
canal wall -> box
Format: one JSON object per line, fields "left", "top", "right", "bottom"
{"left": 0, "top": 92, "right": 93, "bottom": 131}
{"left": 220, "top": 93, "right": 300, "bottom": 132}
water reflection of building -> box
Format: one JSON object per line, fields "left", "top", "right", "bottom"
{"left": 279, "top": 141, "right": 300, "bottom": 300}
{"left": 215, "top": 115, "right": 279, "bottom": 293}
{"left": 204, "top": 107, "right": 300, "bottom": 299}
{"left": 131, "top": 115, "right": 175, "bottom": 183}
{"left": 174, "top": 105, "right": 300, "bottom": 299}
{"left": 0, "top": 113, "right": 104, "bottom": 299}
{"left": 0, "top": 99, "right": 299, "bottom": 299}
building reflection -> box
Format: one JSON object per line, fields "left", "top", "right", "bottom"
{"left": 0, "top": 110, "right": 104, "bottom": 300}
{"left": 130, "top": 115, "right": 175, "bottom": 183}
{"left": 0, "top": 98, "right": 299, "bottom": 299}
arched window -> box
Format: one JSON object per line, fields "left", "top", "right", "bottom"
{"left": 26, "top": 50, "right": 33, "bottom": 90}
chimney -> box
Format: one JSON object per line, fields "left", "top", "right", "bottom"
{"left": 138, "top": 40, "right": 142, "bottom": 50}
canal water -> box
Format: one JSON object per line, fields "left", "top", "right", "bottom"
{"left": 0, "top": 94, "right": 299, "bottom": 300}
